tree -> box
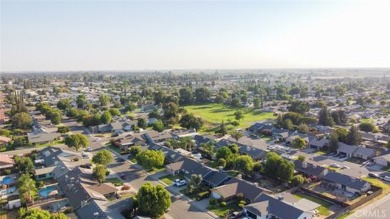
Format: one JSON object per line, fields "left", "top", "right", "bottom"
{"left": 12, "top": 112, "right": 32, "bottom": 129}
{"left": 129, "top": 146, "right": 142, "bottom": 157}
{"left": 284, "top": 119, "right": 294, "bottom": 130}
{"left": 263, "top": 152, "right": 294, "bottom": 182}
{"left": 230, "top": 130, "right": 244, "bottom": 142}
{"left": 49, "top": 110, "right": 62, "bottom": 125}
{"left": 328, "top": 132, "right": 339, "bottom": 152}
{"left": 216, "top": 120, "right": 228, "bottom": 135}
{"left": 346, "top": 125, "right": 362, "bottom": 145}
{"left": 76, "top": 94, "right": 87, "bottom": 109}
{"left": 228, "top": 144, "right": 239, "bottom": 154}
{"left": 334, "top": 127, "right": 348, "bottom": 143}
{"left": 18, "top": 208, "right": 68, "bottom": 219}
{"left": 179, "top": 114, "right": 204, "bottom": 131}
{"left": 318, "top": 106, "right": 335, "bottom": 127}
{"left": 136, "top": 150, "right": 164, "bottom": 169}
{"left": 194, "top": 87, "right": 210, "bottom": 103}
{"left": 93, "top": 165, "right": 107, "bottom": 183}
{"left": 109, "top": 108, "right": 121, "bottom": 116}
{"left": 234, "top": 110, "right": 244, "bottom": 121}
{"left": 216, "top": 147, "right": 233, "bottom": 160}
{"left": 289, "top": 100, "right": 309, "bottom": 114}
{"left": 57, "top": 98, "right": 71, "bottom": 110}
{"left": 92, "top": 149, "right": 113, "bottom": 166}
{"left": 200, "top": 141, "right": 216, "bottom": 159}
{"left": 152, "top": 120, "right": 165, "bottom": 132}
{"left": 297, "top": 123, "right": 309, "bottom": 134}
{"left": 359, "top": 122, "right": 378, "bottom": 133}
{"left": 14, "top": 156, "right": 34, "bottom": 175}
{"left": 187, "top": 174, "right": 203, "bottom": 194}
{"left": 297, "top": 155, "right": 306, "bottom": 162}
{"left": 57, "top": 126, "right": 70, "bottom": 134}
{"left": 137, "top": 118, "right": 147, "bottom": 129}
{"left": 253, "top": 97, "right": 260, "bottom": 108}
{"left": 100, "top": 111, "right": 112, "bottom": 124}
{"left": 64, "top": 133, "right": 89, "bottom": 151}
{"left": 18, "top": 174, "right": 38, "bottom": 204}
{"left": 99, "top": 94, "right": 110, "bottom": 106}
{"left": 137, "top": 183, "right": 171, "bottom": 217}
{"left": 179, "top": 87, "right": 193, "bottom": 105}
{"left": 331, "top": 110, "right": 348, "bottom": 125}
{"left": 234, "top": 155, "right": 254, "bottom": 175}
{"left": 218, "top": 158, "right": 226, "bottom": 168}
{"left": 291, "top": 175, "right": 305, "bottom": 187}
{"left": 292, "top": 137, "right": 307, "bottom": 149}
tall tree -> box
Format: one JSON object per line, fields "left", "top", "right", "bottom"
{"left": 11, "top": 112, "right": 32, "bottom": 129}
{"left": 92, "top": 149, "right": 113, "bottom": 166}
{"left": 318, "top": 106, "right": 335, "bottom": 127}
{"left": 234, "top": 110, "right": 244, "bottom": 121}
{"left": 346, "top": 125, "right": 362, "bottom": 145}
{"left": 136, "top": 150, "right": 165, "bottom": 169}
{"left": 137, "top": 183, "right": 171, "bottom": 217}
{"left": 64, "top": 133, "right": 89, "bottom": 151}
{"left": 100, "top": 111, "right": 112, "bottom": 124}
{"left": 194, "top": 87, "right": 210, "bottom": 103}
{"left": 179, "top": 87, "right": 193, "bottom": 105}
{"left": 93, "top": 165, "right": 107, "bottom": 183}
{"left": 230, "top": 130, "right": 244, "bottom": 142}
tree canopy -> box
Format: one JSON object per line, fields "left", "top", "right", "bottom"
{"left": 92, "top": 149, "right": 113, "bottom": 166}
{"left": 137, "top": 183, "right": 171, "bottom": 217}
{"left": 64, "top": 133, "right": 89, "bottom": 151}
{"left": 136, "top": 150, "right": 165, "bottom": 169}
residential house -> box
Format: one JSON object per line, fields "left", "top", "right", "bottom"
{"left": 0, "top": 136, "right": 11, "bottom": 146}
{"left": 165, "top": 157, "right": 229, "bottom": 187}
{"left": 243, "top": 193, "right": 316, "bottom": 219}
{"left": 0, "top": 154, "right": 14, "bottom": 170}
{"left": 211, "top": 177, "right": 266, "bottom": 203}
{"left": 337, "top": 143, "right": 376, "bottom": 160}
{"left": 142, "top": 130, "right": 173, "bottom": 144}
{"left": 374, "top": 154, "right": 390, "bottom": 166}
{"left": 323, "top": 172, "right": 371, "bottom": 194}
{"left": 27, "top": 131, "right": 61, "bottom": 145}
{"left": 294, "top": 160, "right": 328, "bottom": 179}
{"left": 309, "top": 137, "right": 329, "bottom": 150}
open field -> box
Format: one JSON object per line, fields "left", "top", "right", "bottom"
{"left": 185, "top": 104, "right": 275, "bottom": 129}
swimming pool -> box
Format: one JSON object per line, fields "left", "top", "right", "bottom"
{"left": 1, "top": 176, "right": 15, "bottom": 185}
{"left": 38, "top": 185, "right": 57, "bottom": 198}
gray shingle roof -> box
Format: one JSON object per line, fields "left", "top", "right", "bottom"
{"left": 323, "top": 172, "right": 369, "bottom": 190}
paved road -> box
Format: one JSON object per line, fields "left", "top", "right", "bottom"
{"left": 346, "top": 194, "right": 390, "bottom": 219}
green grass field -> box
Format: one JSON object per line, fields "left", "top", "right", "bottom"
{"left": 184, "top": 103, "right": 275, "bottom": 129}
{"left": 362, "top": 177, "right": 390, "bottom": 189}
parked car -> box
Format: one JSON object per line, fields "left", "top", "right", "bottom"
{"left": 174, "top": 180, "right": 187, "bottom": 187}
{"left": 381, "top": 176, "right": 390, "bottom": 182}
{"left": 341, "top": 165, "right": 350, "bottom": 169}
{"left": 330, "top": 163, "right": 341, "bottom": 168}
{"left": 86, "top": 147, "right": 92, "bottom": 152}
{"left": 368, "top": 173, "right": 380, "bottom": 178}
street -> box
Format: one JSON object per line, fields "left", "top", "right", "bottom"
{"left": 346, "top": 194, "right": 390, "bottom": 219}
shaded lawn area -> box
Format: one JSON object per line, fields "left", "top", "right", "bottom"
{"left": 259, "top": 134, "right": 273, "bottom": 142}
{"left": 208, "top": 201, "right": 241, "bottom": 217}
{"left": 105, "top": 177, "right": 124, "bottom": 186}
{"left": 362, "top": 177, "right": 390, "bottom": 189}
{"left": 293, "top": 192, "right": 332, "bottom": 216}
{"left": 158, "top": 173, "right": 184, "bottom": 186}
{"left": 314, "top": 151, "right": 327, "bottom": 156}
{"left": 185, "top": 103, "right": 275, "bottom": 129}
{"left": 35, "top": 139, "right": 64, "bottom": 148}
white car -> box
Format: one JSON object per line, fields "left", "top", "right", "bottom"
{"left": 330, "top": 163, "right": 341, "bottom": 168}
{"left": 341, "top": 165, "right": 350, "bottom": 169}
{"left": 174, "top": 180, "right": 187, "bottom": 187}
{"left": 86, "top": 147, "right": 92, "bottom": 152}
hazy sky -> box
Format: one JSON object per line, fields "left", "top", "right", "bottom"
{"left": 1, "top": 0, "right": 389, "bottom": 72}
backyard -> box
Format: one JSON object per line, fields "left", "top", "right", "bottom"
{"left": 184, "top": 104, "right": 275, "bottom": 130}
{"left": 293, "top": 192, "right": 333, "bottom": 216}
{"left": 208, "top": 200, "right": 241, "bottom": 217}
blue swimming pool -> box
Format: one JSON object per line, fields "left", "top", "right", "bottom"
{"left": 1, "top": 176, "right": 15, "bottom": 185}
{"left": 38, "top": 185, "right": 57, "bottom": 198}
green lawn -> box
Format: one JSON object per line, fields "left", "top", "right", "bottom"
{"left": 293, "top": 192, "right": 332, "bottom": 216}
{"left": 184, "top": 104, "right": 275, "bottom": 129}
{"left": 259, "top": 135, "right": 273, "bottom": 142}
{"left": 35, "top": 139, "right": 64, "bottom": 148}
{"left": 361, "top": 118, "right": 374, "bottom": 123}
{"left": 208, "top": 201, "right": 241, "bottom": 217}
{"left": 337, "top": 211, "right": 355, "bottom": 219}
{"left": 158, "top": 174, "right": 184, "bottom": 186}
{"left": 362, "top": 177, "right": 390, "bottom": 189}
{"left": 105, "top": 177, "right": 124, "bottom": 186}
{"left": 314, "top": 151, "right": 327, "bottom": 156}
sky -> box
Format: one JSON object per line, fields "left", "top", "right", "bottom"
{"left": 0, "top": 0, "right": 389, "bottom": 72}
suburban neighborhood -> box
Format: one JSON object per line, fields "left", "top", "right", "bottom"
{"left": 0, "top": 70, "right": 389, "bottom": 219}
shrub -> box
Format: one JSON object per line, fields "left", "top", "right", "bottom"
{"left": 209, "top": 198, "right": 217, "bottom": 206}
{"left": 196, "top": 191, "right": 210, "bottom": 201}
{"left": 73, "top": 157, "right": 79, "bottom": 162}
{"left": 231, "top": 121, "right": 240, "bottom": 126}
{"left": 3, "top": 169, "right": 11, "bottom": 175}
{"left": 220, "top": 201, "right": 227, "bottom": 207}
